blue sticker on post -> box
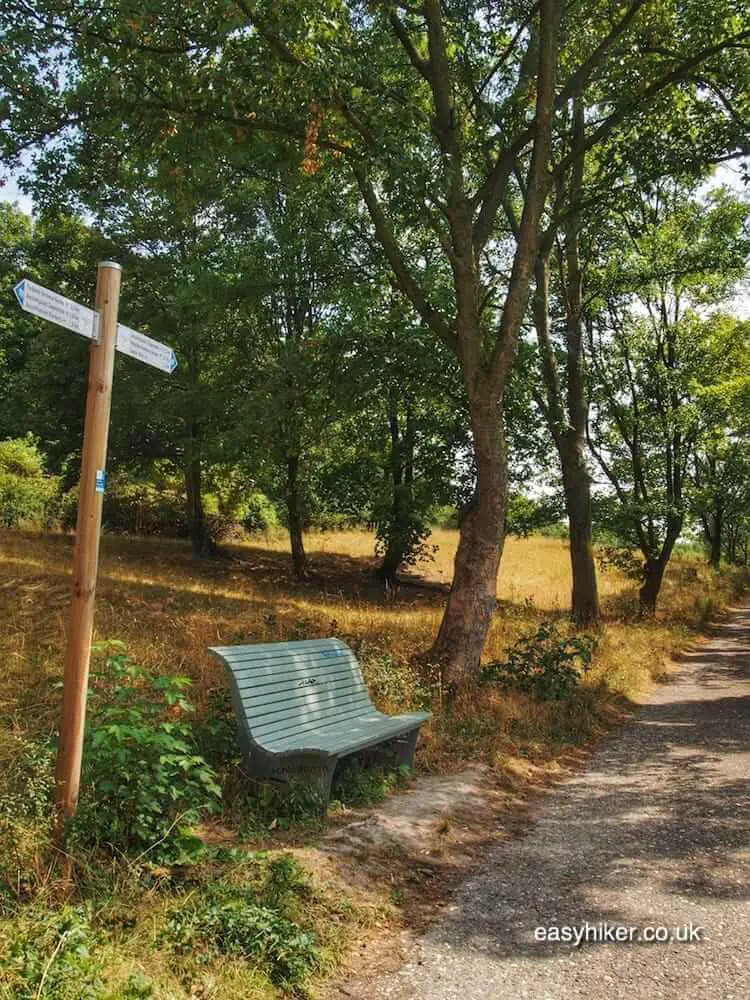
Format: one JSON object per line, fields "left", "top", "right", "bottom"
{"left": 95, "top": 469, "right": 106, "bottom": 494}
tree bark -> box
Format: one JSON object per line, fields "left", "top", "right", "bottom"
{"left": 638, "top": 529, "right": 679, "bottom": 615}
{"left": 358, "top": 0, "right": 559, "bottom": 687}
{"left": 560, "top": 435, "right": 600, "bottom": 624}
{"left": 185, "top": 451, "right": 215, "bottom": 559}
{"left": 286, "top": 454, "right": 309, "bottom": 578}
{"left": 533, "top": 250, "right": 600, "bottom": 626}
{"left": 639, "top": 557, "right": 668, "bottom": 615}
{"left": 429, "top": 401, "right": 507, "bottom": 688}
{"left": 708, "top": 503, "right": 722, "bottom": 570}
{"left": 379, "top": 395, "right": 416, "bottom": 586}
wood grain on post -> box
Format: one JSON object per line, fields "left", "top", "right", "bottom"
{"left": 54, "top": 261, "right": 121, "bottom": 822}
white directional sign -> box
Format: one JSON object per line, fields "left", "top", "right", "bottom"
{"left": 116, "top": 323, "right": 178, "bottom": 373}
{"left": 13, "top": 277, "right": 177, "bottom": 374}
{"left": 14, "top": 278, "right": 98, "bottom": 340}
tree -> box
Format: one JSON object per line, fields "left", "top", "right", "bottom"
{"left": 587, "top": 183, "right": 749, "bottom": 612}
{"left": 689, "top": 314, "right": 750, "bottom": 567}
{"left": 0, "top": 205, "right": 115, "bottom": 477}
{"left": 2, "top": 1, "right": 750, "bottom": 681}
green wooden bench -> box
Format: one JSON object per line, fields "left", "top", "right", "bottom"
{"left": 209, "top": 637, "right": 431, "bottom": 804}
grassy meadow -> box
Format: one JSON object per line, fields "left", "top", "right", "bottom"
{"left": 0, "top": 526, "right": 736, "bottom": 760}
{"left": 0, "top": 526, "right": 742, "bottom": 999}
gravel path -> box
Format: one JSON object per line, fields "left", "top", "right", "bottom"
{"left": 370, "top": 606, "right": 750, "bottom": 1000}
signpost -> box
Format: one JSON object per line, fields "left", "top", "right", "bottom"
{"left": 14, "top": 278, "right": 98, "bottom": 341}
{"left": 117, "top": 323, "right": 178, "bottom": 373}
{"left": 14, "top": 265, "right": 177, "bottom": 824}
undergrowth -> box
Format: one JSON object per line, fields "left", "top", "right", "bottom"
{"left": 0, "top": 529, "right": 744, "bottom": 997}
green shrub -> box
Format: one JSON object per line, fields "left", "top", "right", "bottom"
{"left": 0, "top": 905, "right": 153, "bottom": 1000}
{"left": 1, "top": 906, "right": 103, "bottom": 999}
{"left": 61, "top": 469, "right": 187, "bottom": 537}
{"left": 230, "top": 779, "right": 325, "bottom": 839}
{"left": 429, "top": 504, "right": 458, "bottom": 529}
{"left": 241, "top": 491, "right": 282, "bottom": 534}
{"left": 332, "top": 761, "right": 411, "bottom": 807}
{"left": 0, "top": 435, "right": 59, "bottom": 528}
{"left": 505, "top": 492, "right": 565, "bottom": 537}
{"left": 355, "top": 641, "right": 431, "bottom": 713}
{"left": 482, "top": 622, "right": 596, "bottom": 700}
{"left": 70, "top": 643, "right": 221, "bottom": 861}
{"left": 596, "top": 545, "right": 645, "bottom": 580}
{"left": 164, "top": 858, "right": 321, "bottom": 992}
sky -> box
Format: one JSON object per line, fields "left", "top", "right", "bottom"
{"left": 1, "top": 172, "right": 33, "bottom": 216}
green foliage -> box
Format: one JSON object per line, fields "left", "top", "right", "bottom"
{"left": 59, "top": 464, "right": 280, "bottom": 541}
{"left": 70, "top": 643, "right": 221, "bottom": 861}
{"left": 587, "top": 181, "right": 750, "bottom": 610}
{"left": 505, "top": 493, "right": 565, "bottom": 538}
{"left": 355, "top": 642, "right": 431, "bottom": 713}
{"left": 60, "top": 466, "right": 186, "bottom": 536}
{"left": 163, "top": 857, "right": 321, "bottom": 993}
{"left": 482, "top": 623, "right": 596, "bottom": 701}
{"left": 374, "top": 505, "right": 435, "bottom": 574}
{"left": 232, "top": 779, "right": 326, "bottom": 839}
{"left": 596, "top": 545, "right": 645, "bottom": 581}
{"left": 0, "top": 435, "right": 58, "bottom": 527}
{"left": 430, "top": 504, "right": 458, "bottom": 529}
{"left": 332, "top": 762, "right": 411, "bottom": 808}
{"left": 1, "top": 906, "right": 109, "bottom": 1000}
{"left": 240, "top": 490, "right": 282, "bottom": 534}
{"left": 0, "top": 903, "right": 156, "bottom": 999}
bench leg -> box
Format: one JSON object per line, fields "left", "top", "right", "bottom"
{"left": 314, "top": 761, "right": 338, "bottom": 811}
{"left": 393, "top": 728, "right": 419, "bottom": 770}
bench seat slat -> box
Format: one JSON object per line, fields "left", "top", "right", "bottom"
{"left": 235, "top": 667, "right": 368, "bottom": 700}
{"left": 230, "top": 655, "right": 360, "bottom": 688}
{"left": 251, "top": 695, "right": 376, "bottom": 742}
{"left": 211, "top": 639, "right": 348, "bottom": 660}
{"left": 241, "top": 681, "right": 372, "bottom": 727}
{"left": 257, "top": 704, "right": 388, "bottom": 748}
{"left": 266, "top": 711, "right": 431, "bottom": 755}
{"left": 227, "top": 652, "right": 358, "bottom": 680}
{"left": 225, "top": 649, "right": 353, "bottom": 675}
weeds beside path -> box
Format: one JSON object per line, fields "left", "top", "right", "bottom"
{"left": 350, "top": 605, "right": 750, "bottom": 1000}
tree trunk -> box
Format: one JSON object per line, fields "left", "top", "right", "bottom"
{"left": 429, "top": 401, "right": 507, "bottom": 688}
{"left": 559, "top": 435, "right": 600, "bottom": 625}
{"left": 380, "top": 398, "right": 405, "bottom": 587}
{"left": 185, "top": 453, "right": 215, "bottom": 559}
{"left": 286, "top": 455, "right": 309, "bottom": 578}
{"left": 639, "top": 557, "right": 668, "bottom": 615}
{"left": 379, "top": 396, "right": 416, "bottom": 586}
{"left": 638, "top": 527, "right": 679, "bottom": 615}
{"left": 709, "top": 504, "right": 722, "bottom": 570}
{"left": 533, "top": 250, "right": 600, "bottom": 626}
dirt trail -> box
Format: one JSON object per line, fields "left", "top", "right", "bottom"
{"left": 347, "top": 606, "right": 750, "bottom": 1000}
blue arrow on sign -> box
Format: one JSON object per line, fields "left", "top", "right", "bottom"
{"left": 168, "top": 351, "right": 178, "bottom": 373}
{"left": 13, "top": 280, "right": 26, "bottom": 306}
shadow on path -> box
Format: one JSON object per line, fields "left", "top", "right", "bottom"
{"left": 371, "top": 607, "right": 750, "bottom": 1000}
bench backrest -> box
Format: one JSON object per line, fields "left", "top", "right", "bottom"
{"left": 208, "top": 638, "right": 376, "bottom": 751}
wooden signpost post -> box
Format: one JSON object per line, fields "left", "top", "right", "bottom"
{"left": 14, "top": 263, "right": 178, "bottom": 823}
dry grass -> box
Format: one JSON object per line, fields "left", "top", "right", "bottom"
{"left": 0, "top": 526, "right": 741, "bottom": 999}
{"left": 0, "top": 526, "right": 737, "bottom": 751}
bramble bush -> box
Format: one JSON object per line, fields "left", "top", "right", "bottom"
{"left": 70, "top": 643, "right": 221, "bottom": 861}
{"left": 482, "top": 622, "right": 596, "bottom": 700}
